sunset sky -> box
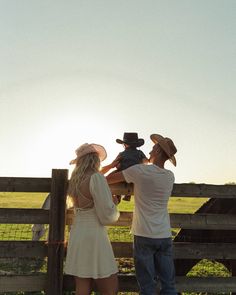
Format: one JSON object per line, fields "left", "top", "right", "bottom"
{"left": 0, "top": 1, "right": 235, "bottom": 184}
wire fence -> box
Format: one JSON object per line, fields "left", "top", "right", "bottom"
{"left": 0, "top": 223, "right": 139, "bottom": 295}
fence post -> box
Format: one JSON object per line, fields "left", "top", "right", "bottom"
{"left": 46, "top": 169, "right": 68, "bottom": 295}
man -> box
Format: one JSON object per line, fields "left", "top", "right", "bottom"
{"left": 107, "top": 134, "right": 177, "bottom": 295}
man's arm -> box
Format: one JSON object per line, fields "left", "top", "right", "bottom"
{"left": 106, "top": 171, "right": 126, "bottom": 184}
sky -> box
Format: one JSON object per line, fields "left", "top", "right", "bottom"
{"left": 0, "top": 0, "right": 235, "bottom": 184}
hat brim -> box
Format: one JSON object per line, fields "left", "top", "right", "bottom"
{"left": 70, "top": 144, "right": 107, "bottom": 165}
{"left": 91, "top": 144, "right": 107, "bottom": 161}
{"left": 169, "top": 155, "right": 177, "bottom": 167}
{"left": 116, "top": 138, "right": 144, "bottom": 147}
{"left": 150, "top": 134, "right": 177, "bottom": 167}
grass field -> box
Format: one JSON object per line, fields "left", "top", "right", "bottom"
{"left": 0, "top": 193, "right": 232, "bottom": 294}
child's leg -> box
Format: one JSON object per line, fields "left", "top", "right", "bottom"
{"left": 122, "top": 195, "right": 131, "bottom": 201}
{"left": 107, "top": 170, "right": 122, "bottom": 203}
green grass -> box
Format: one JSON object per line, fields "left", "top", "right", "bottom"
{"left": 117, "top": 195, "right": 209, "bottom": 213}
{"left": 168, "top": 197, "right": 209, "bottom": 213}
{"left": 0, "top": 192, "right": 48, "bottom": 208}
{"left": 0, "top": 193, "right": 212, "bottom": 245}
{"left": 0, "top": 192, "right": 208, "bottom": 212}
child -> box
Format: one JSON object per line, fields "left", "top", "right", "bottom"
{"left": 102, "top": 132, "right": 148, "bottom": 201}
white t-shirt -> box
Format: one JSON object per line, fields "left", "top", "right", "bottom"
{"left": 122, "top": 164, "right": 174, "bottom": 238}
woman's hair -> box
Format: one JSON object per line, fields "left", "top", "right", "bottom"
{"left": 67, "top": 152, "right": 100, "bottom": 201}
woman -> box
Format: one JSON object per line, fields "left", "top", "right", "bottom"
{"left": 65, "top": 143, "right": 120, "bottom": 295}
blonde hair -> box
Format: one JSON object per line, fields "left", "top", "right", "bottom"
{"left": 67, "top": 153, "right": 100, "bottom": 203}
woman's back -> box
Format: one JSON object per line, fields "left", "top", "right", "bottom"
{"left": 72, "top": 174, "right": 94, "bottom": 209}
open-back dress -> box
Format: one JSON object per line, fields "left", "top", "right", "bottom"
{"left": 65, "top": 172, "right": 119, "bottom": 278}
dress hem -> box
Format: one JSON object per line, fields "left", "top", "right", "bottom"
{"left": 64, "top": 270, "right": 118, "bottom": 279}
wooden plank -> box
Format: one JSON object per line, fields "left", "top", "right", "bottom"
{"left": 111, "top": 242, "right": 236, "bottom": 259}
{"left": 173, "top": 183, "right": 236, "bottom": 198}
{"left": 2, "top": 239, "right": 236, "bottom": 260}
{"left": 66, "top": 210, "right": 236, "bottom": 229}
{"left": 175, "top": 276, "right": 236, "bottom": 292}
{"left": 0, "top": 241, "right": 47, "bottom": 258}
{"left": 0, "top": 274, "right": 46, "bottom": 292}
{"left": 0, "top": 177, "right": 51, "bottom": 192}
{"left": 1, "top": 274, "right": 236, "bottom": 293}
{"left": 171, "top": 213, "right": 236, "bottom": 230}
{"left": 66, "top": 209, "right": 134, "bottom": 226}
{"left": 0, "top": 178, "right": 235, "bottom": 198}
{"left": 109, "top": 182, "right": 133, "bottom": 195}
{"left": 3, "top": 239, "right": 234, "bottom": 259}
{"left": 63, "top": 274, "right": 236, "bottom": 292}
{"left": 173, "top": 242, "right": 236, "bottom": 259}
{"left": 46, "top": 169, "right": 68, "bottom": 295}
{"left": 2, "top": 208, "right": 236, "bottom": 229}
{"left": 112, "top": 242, "right": 133, "bottom": 258}
{"left": 0, "top": 208, "right": 49, "bottom": 224}
{"left": 109, "top": 183, "right": 236, "bottom": 198}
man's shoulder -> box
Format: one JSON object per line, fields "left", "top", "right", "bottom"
{"left": 148, "top": 165, "right": 174, "bottom": 176}
{"left": 123, "top": 163, "right": 144, "bottom": 172}
{"left": 124, "top": 163, "right": 149, "bottom": 173}
{"left": 163, "top": 167, "right": 175, "bottom": 177}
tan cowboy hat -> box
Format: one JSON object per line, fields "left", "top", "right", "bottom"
{"left": 150, "top": 134, "right": 177, "bottom": 166}
{"left": 70, "top": 143, "right": 107, "bottom": 165}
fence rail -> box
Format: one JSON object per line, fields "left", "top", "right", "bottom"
{"left": 2, "top": 208, "right": 236, "bottom": 230}
{"left": 2, "top": 275, "right": 236, "bottom": 293}
{"left": 1, "top": 177, "right": 236, "bottom": 198}
{"left": 1, "top": 240, "right": 236, "bottom": 260}
{"left": 0, "top": 177, "right": 51, "bottom": 192}
{"left": 0, "top": 173, "right": 236, "bottom": 294}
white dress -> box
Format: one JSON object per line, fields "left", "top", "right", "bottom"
{"left": 65, "top": 173, "right": 120, "bottom": 278}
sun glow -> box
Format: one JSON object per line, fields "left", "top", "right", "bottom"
{"left": 23, "top": 113, "right": 126, "bottom": 178}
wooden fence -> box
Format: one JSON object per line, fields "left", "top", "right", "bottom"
{"left": 0, "top": 169, "right": 236, "bottom": 294}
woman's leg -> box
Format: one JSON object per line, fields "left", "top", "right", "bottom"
{"left": 95, "top": 273, "right": 118, "bottom": 295}
{"left": 75, "top": 276, "right": 93, "bottom": 295}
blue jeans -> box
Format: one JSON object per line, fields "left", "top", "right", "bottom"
{"left": 133, "top": 235, "right": 177, "bottom": 295}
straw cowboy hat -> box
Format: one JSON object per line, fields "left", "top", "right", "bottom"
{"left": 150, "top": 134, "right": 177, "bottom": 166}
{"left": 70, "top": 143, "right": 107, "bottom": 165}
{"left": 116, "top": 132, "right": 144, "bottom": 147}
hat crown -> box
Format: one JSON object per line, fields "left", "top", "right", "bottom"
{"left": 150, "top": 134, "right": 177, "bottom": 166}
{"left": 70, "top": 143, "right": 107, "bottom": 164}
{"left": 116, "top": 132, "right": 144, "bottom": 147}
{"left": 123, "top": 132, "right": 139, "bottom": 142}
{"left": 75, "top": 143, "right": 95, "bottom": 156}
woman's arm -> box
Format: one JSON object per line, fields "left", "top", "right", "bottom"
{"left": 90, "top": 173, "right": 120, "bottom": 225}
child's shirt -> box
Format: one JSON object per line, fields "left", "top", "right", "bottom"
{"left": 116, "top": 147, "right": 147, "bottom": 171}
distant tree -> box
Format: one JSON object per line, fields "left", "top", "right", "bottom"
{"left": 225, "top": 181, "right": 236, "bottom": 185}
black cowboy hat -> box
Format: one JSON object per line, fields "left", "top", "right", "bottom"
{"left": 116, "top": 132, "right": 144, "bottom": 147}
